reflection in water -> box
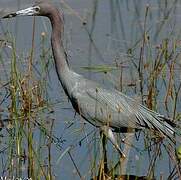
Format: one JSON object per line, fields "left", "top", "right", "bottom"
{"left": 0, "top": 0, "right": 181, "bottom": 179}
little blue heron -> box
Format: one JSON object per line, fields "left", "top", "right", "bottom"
{"left": 3, "top": 2, "right": 177, "bottom": 157}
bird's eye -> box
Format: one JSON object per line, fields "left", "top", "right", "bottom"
{"left": 34, "top": 6, "right": 40, "bottom": 12}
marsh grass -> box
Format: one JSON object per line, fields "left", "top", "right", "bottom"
{"left": 0, "top": 17, "right": 65, "bottom": 179}
{"left": 83, "top": 1, "right": 181, "bottom": 179}
{"left": 0, "top": 0, "right": 181, "bottom": 180}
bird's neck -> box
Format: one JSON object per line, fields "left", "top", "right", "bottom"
{"left": 49, "top": 11, "right": 69, "bottom": 79}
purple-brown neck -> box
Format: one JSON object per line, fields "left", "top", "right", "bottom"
{"left": 48, "top": 8, "right": 69, "bottom": 80}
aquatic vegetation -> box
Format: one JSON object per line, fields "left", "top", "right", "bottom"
{"left": 0, "top": 0, "right": 181, "bottom": 179}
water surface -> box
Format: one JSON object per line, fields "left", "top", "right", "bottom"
{"left": 0, "top": 0, "right": 181, "bottom": 179}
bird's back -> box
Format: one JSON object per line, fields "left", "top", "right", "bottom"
{"left": 63, "top": 69, "right": 175, "bottom": 141}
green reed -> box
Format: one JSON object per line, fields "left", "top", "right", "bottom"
{"left": 1, "top": 0, "right": 181, "bottom": 179}
{"left": 0, "top": 18, "right": 57, "bottom": 179}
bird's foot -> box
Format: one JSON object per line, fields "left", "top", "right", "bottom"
{"left": 100, "top": 126, "right": 126, "bottom": 158}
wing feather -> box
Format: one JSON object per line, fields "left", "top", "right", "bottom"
{"left": 72, "top": 81, "right": 175, "bottom": 140}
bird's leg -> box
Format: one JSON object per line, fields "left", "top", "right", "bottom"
{"left": 99, "top": 131, "right": 108, "bottom": 174}
{"left": 100, "top": 126, "right": 125, "bottom": 158}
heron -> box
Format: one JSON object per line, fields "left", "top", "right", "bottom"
{"left": 2, "top": 1, "right": 177, "bottom": 157}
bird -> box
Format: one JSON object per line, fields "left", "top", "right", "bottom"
{"left": 2, "top": 1, "right": 177, "bottom": 157}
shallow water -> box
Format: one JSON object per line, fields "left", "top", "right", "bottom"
{"left": 0, "top": 0, "right": 181, "bottom": 179}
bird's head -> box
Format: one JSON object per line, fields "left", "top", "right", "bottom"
{"left": 2, "top": 2, "right": 58, "bottom": 19}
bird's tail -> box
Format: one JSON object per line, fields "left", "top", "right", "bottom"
{"left": 139, "top": 104, "right": 179, "bottom": 143}
{"left": 157, "top": 115, "right": 181, "bottom": 143}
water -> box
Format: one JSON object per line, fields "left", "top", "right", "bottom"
{"left": 0, "top": 0, "right": 181, "bottom": 179}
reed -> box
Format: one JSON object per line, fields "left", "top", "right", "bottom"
{"left": 0, "top": 0, "right": 181, "bottom": 179}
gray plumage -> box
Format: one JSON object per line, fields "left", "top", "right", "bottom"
{"left": 2, "top": 2, "right": 176, "bottom": 156}
{"left": 63, "top": 70, "right": 175, "bottom": 140}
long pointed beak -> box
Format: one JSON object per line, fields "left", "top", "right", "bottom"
{"left": 2, "top": 12, "right": 17, "bottom": 19}
{"left": 2, "top": 6, "right": 37, "bottom": 19}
